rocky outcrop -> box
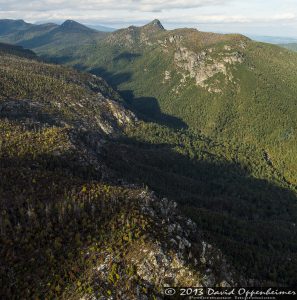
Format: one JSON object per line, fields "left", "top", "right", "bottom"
{"left": 142, "top": 19, "right": 165, "bottom": 33}
{"left": 173, "top": 46, "right": 244, "bottom": 93}
{"left": 134, "top": 192, "right": 242, "bottom": 287}
{"left": 106, "top": 20, "right": 165, "bottom": 48}
{"left": 163, "top": 70, "right": 171, "bottom": 83}
{"left": 81, "top": 190, "right": 247, "bottom": 300}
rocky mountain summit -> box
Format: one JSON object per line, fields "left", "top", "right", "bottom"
{"left": 143, "top": 19, "right": 165, "bottom": 32}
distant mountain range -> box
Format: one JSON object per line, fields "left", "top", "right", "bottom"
{"left": 87, "top": 24, "right": 116, "bottom": 32}
{"left": 0, "top": 19, "right": 108, "bottom": 58}
{"left": 248, "top": 35, "right": 297, "bottom": 52}
{"left": 34, "top": 20, "right": 116, "bottom": 32}
{"left": 279, "top": 43, "right": 297, "bottom": 52}
{"left": 247, "top": 34, "right": 297, "bottom": 44}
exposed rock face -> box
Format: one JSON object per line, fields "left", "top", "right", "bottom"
{"left": 0, "top": 96, "right": 135, "bottom": 137}
{"left": 106, "top": 20, "right": 165, "bottom": 48}
{"left": 81, "top": 190, "right": 247, "bottom": 300}
{"left": 143, "top": 19, "right": 165, "bottom": 32}
{"left": 93, "top": 96, "right": 136, "bottom": 135}
{"left": 0, "top": 98, "right": 133, "bottom": 179}
{"left": 174, "top": 46, "right": 244, "bottom": 93}
{"left": 168, "top": 34, "right": 183, "bottom": 46}
{"left": 134, "top": 192, "right": 241, "bottom": 288}
{"left": 105, "top": 99, "right": 136, "bottom": 128}
{"left": 163, "top": 70, "right": 171, "bottom": 82}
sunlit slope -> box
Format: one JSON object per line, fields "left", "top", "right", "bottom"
{"left": 54, "top": 24, "right": 297, "bottom": 184}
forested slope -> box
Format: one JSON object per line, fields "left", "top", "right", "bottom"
{"left": 0, "top": 45, "right": 248, "bottom": 299}
{"left": 21, "top": 20, "right": 297, "bottom": 187}
{"left": 2, "top": 19, "right": 297, "bottom": 293}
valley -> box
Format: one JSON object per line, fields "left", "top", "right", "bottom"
{"left": 1, "top": 18, "right": 297, "bottom": 298}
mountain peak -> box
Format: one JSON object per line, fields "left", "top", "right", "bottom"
{"left": 0, "top": 19, "right": 33, "bottom": 35}
{"left": 60, "top": 20, "right": 93, "bottom": 32}
{"left": 144, "top": 19, "right": 165, "bottom": 30}
{"left": 61, "top": 20, "right": 81, "bottom": 27}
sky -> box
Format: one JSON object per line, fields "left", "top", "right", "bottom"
{"left": 1, "top": 0, "right": 297, "bottom": 37}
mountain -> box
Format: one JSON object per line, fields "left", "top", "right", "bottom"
{"left": 34, "top": 20, "right": 116, "bottom": 32}
{"left": 18, "top": 19, "right": 297, "bottom": 185}
{"left": 87, "top": 24, "right": 116, "bottom": 32}
{"left": 0, "top": 19, "right": 107, "bottom": 58}
{"left": 0, "top": 44, "right": 251, "bottom": 298}
{"left": 59, "top": 19, "right": 96, "bottom": 32}
{"left": 0, "top": 19, "right": 33, "bottom": 35}
{"left": 145, "top": 19, "right": 165, "bottom": 30}
{"left": 0, "top": 19, "right": 58, "bottom": 43}
{"left": 2, "top": 20, "right": 297, "bottom": 294}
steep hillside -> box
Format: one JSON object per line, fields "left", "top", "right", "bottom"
{"left": 30, "top": 20, "right": 297, "bottom": 186}
{"left": 0, "top": 45, "right": 247, "bottom": 298}
{"left": 0, "top": 42, "right": 36, "bottom": 58}
{"left": 13, "top": 20, "right": 297, "bottom": 285}
{"left": 2, "top": 20, "right": 297, "bottom": 293}
{"left": 104, "top": 122, "right": 297, "bottom": 286}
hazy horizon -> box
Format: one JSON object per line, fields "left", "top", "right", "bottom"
{"left": 6, "top": 17, "right": 297, "bottom": 42}
{"left": 1, "top": 0, "right": 297, "bottom": 38}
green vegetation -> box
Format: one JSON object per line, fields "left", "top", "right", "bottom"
{"left": 0, "top": 121, "right": 159, "bottom": 298}
{"left": 0, "top": 45, "right": 123, "bottom": 132}
{"left": 0, "top": 19, "right": 107, "bottom": 59}
{"left": 0, "top": 46, "right": 161, "bottom": 299}
{"left": 5, "top": 21, "right": 297, "bottom": 184}
{"left": 2, "top": 20, "right": 297, "bottom": 294}
{"left": 17, "top": 21, "right": 297, "bottom": 186}
{"left": 3, "top": 44, "right": 239, "bottom": 299}
{"left": 84, "top": 38, "right": 297, "bottom": 186}
{"left": 0, "top": 19, "right": 33, "bottom": 35}
{"left": 0, "top": 42, "right": 36, "bottom": 58}
{"left": 103, "top": 122, "right": 297, "bottom": 286}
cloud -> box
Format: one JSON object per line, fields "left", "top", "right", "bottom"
{"left": 0, "top": 0, "right": 234, "bottom": 25}
{"left": 0, "top": 0, "right": 231, "bottom": 12}
{"left": 0, "top": 0, "right": 296, "bottom": 36}
{"left": 164, "top": 13, "right": 297, "bottom": 25}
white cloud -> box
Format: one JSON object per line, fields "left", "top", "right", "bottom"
{"left": 164, "top": 13, "right": 297, "bottom": 24}
{"left": 0, "top": 0, "right": 296, "bottom": 36}
{"left": 0, "top": 0, "right": 231, "bottom": 12}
